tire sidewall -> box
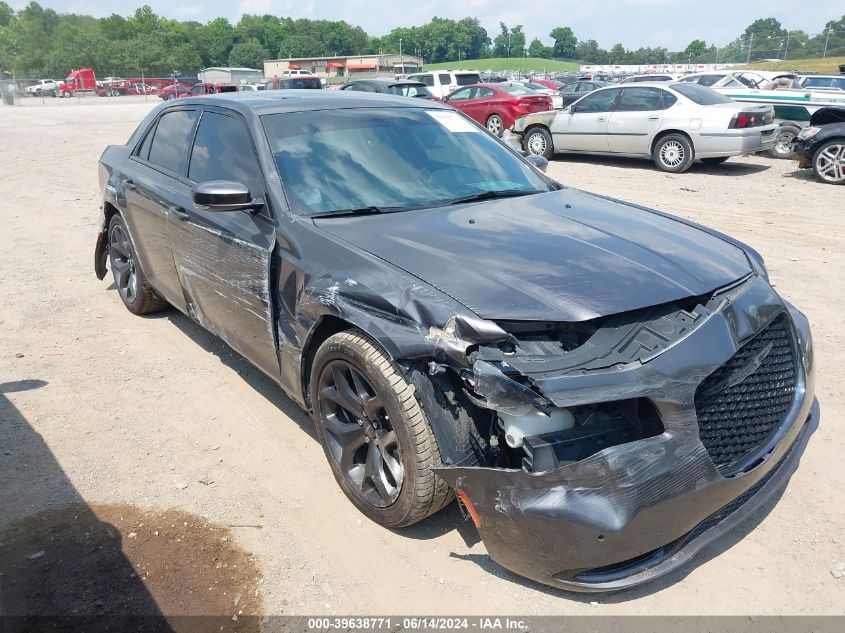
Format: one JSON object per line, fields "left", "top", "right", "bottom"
{"left": 523, "top": 127, "right": 553, "bottom": 160}
{"left": 813, "top": 140, "right": 845, "bottom": 185}
{"left": 487, "top": 114, "right": 504, "bottom": 137}
{"left": 653, "top": 134, "right": 694, "bottom": 173}
{"left": 770, "top": 125, "right": 800, "bottom": 159}
{"left": 108, "top": 214, "right": 145, "bottom": 313}
{"left": 309, "top": 334, "right": 423, "bottom": 527}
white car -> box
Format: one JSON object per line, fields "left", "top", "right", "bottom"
{"left": 620, "top": 74, "right": 676, "bottom": 83}
{"left": 26, "top": 79, "right": 59, "bottom": 95}
{"left": 405, "top": 71, "right": 482, "bottom": 99}
{"left": 516, "top": 81, "right": 565, "bottom": 109}
{"left": 510, "top": 82, "right": 776, "bottom": 173}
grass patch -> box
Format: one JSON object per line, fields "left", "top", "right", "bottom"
{"left": 748, "top": 56, "right": 845, "bottom": 74}
{"left": 422, "top": 57, "right": 580, "bottom": 73}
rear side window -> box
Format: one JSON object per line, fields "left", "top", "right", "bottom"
{"left": 455, "top": 73, "right": 481, "bottom": 86}
{"left": 136, "top": 122, "right": 157, "bottom": 161}
{"left": 671, "top": 83, "right": 733, "bottom": 105}
{"left": 438, "top": 74, "right": 451, "bottom": 85}
{"left": 188, "top": 112, "right": 263, "bottom": 196}
{"left": 617, "top": 87, "right": 663, "bottom": 111}
{"left": 347, "top": 82, "right": 376, "bottom": 92}
{"left": 147, "top": 110, "right": 199, "bottom": 174}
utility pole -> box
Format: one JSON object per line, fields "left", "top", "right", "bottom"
{"left": 508, "top": 33, "right": 511, "bottom": 58}
{"left": 783, "top": 34, "right": 789, "bottom": 60}
{"left": 746, "top": 32, "right": 753, "bottom": 64}
{"left": 399, "top": 38, "right": 402, "bottom": 74}
{"left": 823, "top": 28, "right": 832, "bottom": 59}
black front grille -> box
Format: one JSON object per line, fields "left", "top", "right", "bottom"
{"left": 694, "top": 314, "right": 797, "bottom": 472}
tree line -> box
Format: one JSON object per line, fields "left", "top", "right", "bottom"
{"left": 1, "top": 2, "right": 843, "bottom": 79}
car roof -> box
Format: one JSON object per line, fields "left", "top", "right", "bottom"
{"left": 171, "top": 90, "right": 452, "bottom": 115}
{"left": 348, "top": 78, "right": 425, "bottom": 85}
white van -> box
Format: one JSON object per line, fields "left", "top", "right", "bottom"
{"left": 405, "top": 71, "right": 482, "bottom": 99}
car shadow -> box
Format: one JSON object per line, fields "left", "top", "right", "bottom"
{"left": 554, "top": 154, "right": 771, "bottom": 176}
{"left": 449, "top": 483, "right": 787, "bottom": 602}
{"left": 785, "top": 167, "right": 817, "bottom": 183}
{"left": 0, "top": 379, "right": 172, "bottom": 632}
{"left": 162, "top": 310, "right": 317, "bottom": 440}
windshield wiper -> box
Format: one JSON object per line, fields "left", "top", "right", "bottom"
{"left": 309, "top": 206, "right": 392, "bottom": 219}
{"left": 446, "top": 189, "right": 542, "bottom": 205}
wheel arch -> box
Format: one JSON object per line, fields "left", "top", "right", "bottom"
{"left": 299, "top": 314, "right": 357, "bottom": 410}
{"left": 95, "top": 201, "right": 122, "bottom": 279}
{"left": 651, "top": 129, "right": 694, "bottom": 155}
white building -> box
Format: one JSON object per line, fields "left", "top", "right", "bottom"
{"left": 198, "top": 67, "right": 264, "bottom": 85}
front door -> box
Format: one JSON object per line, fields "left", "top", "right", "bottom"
{"left": 168, "top": 108, "right": 280, "bottom": 378}
{"left": 552, "top": 88, "right": 620, "bottom": 152}
{"left": 608, "top": 87, "right": 667, "bottom": 154}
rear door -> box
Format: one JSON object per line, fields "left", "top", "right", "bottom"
{"left": 553, "top": 87, "right": 620, "bottom": 151}
{"left": 607, "top": 87, "right": 667, "bottom": 154}
{"left": 168, "top": 107, "right": 279, "bottom": 377}
{"left": 121, "top": 108, "right": 199, "bottom": 310}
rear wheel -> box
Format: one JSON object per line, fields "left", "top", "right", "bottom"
{"left": 769, "top": 125, "right": 801, "bottom": 159}
{"left": 653, "top": 133, "right": 694, "bottom": 173}
{"left": 523, "top": 126, "right": 554, "bottom": 160}
{"left": 486, "top": 114, "right": 504, "bottom": 137}
{"left": 812, "top": 140, "right": 845, "bottom": 185}
{"left": 107, "top": 214, "right": 168, "bottom": 315}
{"left": 310, "top": 330, "right": 451, "bottom": 527}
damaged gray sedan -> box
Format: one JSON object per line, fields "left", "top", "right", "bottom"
{"left": 95, "top": 91, "right": 818, "bottom": 592}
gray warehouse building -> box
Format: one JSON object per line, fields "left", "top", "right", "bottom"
{"left": 198, "top": 67, "right": 264, "bottom": 85}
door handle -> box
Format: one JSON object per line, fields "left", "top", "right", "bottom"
{"left": 169, "top": 206, "right": 189, "bottom": 221}
{"left": 596, "top": 116, "right": 607, "bottom": 122}
{"left": 122, "top": 178, "right": 136, "bottom": 191}
{"left": 647, "top": 115, "right": 660, "bottom": 120}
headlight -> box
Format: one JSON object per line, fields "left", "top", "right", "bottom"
{"left": 797, "top": 126, "right": 821, "bottom": 141}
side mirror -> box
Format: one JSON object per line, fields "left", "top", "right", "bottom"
{"left": 192, "top": 181, "right": 259, "bottom": 212}
{"left": 569, "top": 105, "right": 579, "bottom": 114}
{"left": 525, "top": 155, "right": 549, "bottom": 173}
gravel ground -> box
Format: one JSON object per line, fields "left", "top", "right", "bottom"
{"left": 1, "top": 97, "right": 843, "bottom": 616}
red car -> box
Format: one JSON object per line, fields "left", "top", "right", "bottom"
{"left": 531, "top": 78, "right": 563, "bottom": 91}
{"left": 442, "top": 83, "right": 553, "bottom": 137}
{"left": 160, "top": 82, "right": 237, "bottom": 100}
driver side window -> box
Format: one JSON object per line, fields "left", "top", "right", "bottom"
{"left": 447, "top": 88, "right": 473, "bottom": 101}
{"left": 574, "top": 89, "right": 619, "bottom": 113}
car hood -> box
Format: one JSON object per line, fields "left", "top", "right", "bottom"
{"left": 313, "top": 189, "right": 752, "bottom": 322}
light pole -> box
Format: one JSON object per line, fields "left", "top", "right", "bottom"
{"left": 823, "top": 28, "right": 832, "bottom": 59}
{"left": 507, "top": 33, "right": 511, "bottom": 58}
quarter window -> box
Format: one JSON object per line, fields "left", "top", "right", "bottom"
{"left": 188, "top": 112, "right": 263, "bottom": 196}
{"left": 147, "top": 110, "right": 199, "bottom": 174}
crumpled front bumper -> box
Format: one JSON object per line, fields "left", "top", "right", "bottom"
{"left": 436, "top": 278, "right": 817, "bottom": 592}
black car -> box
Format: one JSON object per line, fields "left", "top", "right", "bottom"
{"left": 94, "top": 91, "right": 817, "bottom": 592}
{"left": 340, "top": 78, "right": 435, "bottom": 99}
{"left": 558, "top": 80, "right": 607, "bottom": 106}
{"left": 793, "top": 107, "right": 845, "bottom": 185}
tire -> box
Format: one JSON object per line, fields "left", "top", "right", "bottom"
{"left": 769, "top": 125, "right": 801, "bottom": 159}
{"left": 653, "top": 133, "right": 694, "bottom": 173}
{"left": 310, "top": 330, "right": 452, "bottom": 528}
{"left": 107, "top": 214, "right": 168, "bottom": 315}
{"left": 486, "top": 114, "right": 505, "bottom": 137}
{"left": 523, "top": 126, "right": 554, "bottom": 160}
{"left": 812, "top": 139, "right": 845, "bottom": 185}
{"left": 701, "top": 157, "right": 730, "bottom": 166}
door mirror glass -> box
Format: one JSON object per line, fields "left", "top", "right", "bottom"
{"left": 525, "top": 155, "right": 549, "bottom": 172}
{"left": 569, "top": 105, "right": 578, "bottom": 114}
{"left": 192, "top": 181, "right": 254, "bottom": 211}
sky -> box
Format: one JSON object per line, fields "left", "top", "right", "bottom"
{"left": 13, "top": 1, "right": 845, "bottom": 51}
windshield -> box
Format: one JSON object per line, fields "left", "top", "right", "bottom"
{"left": 261, "top": 107, "right": 550, "bottom": 216}
{"left": 670, "top": 83, "right": 734, "bottom": 105}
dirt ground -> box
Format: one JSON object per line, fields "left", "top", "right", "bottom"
{"left": 1, "top": 96, "right": 844, "bottom": 616}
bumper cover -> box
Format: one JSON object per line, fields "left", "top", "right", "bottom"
{"left": 436, "top": 276, "right": 817, "bottom": 592}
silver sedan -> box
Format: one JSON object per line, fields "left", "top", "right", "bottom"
{"left": 510, "top": 82, "right": 777, "bottom": 172}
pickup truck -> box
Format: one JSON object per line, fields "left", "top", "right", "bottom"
{"left": 26, "top": 79, "right": 59, "bottom": 96}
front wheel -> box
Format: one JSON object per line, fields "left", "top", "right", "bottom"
{"left": 653, "top": 134, "right": 694, "bottom": 173}
{"left": 486, "top": 114, "right": 504, "bottom": 137}
{"left": 310, "top": 330, "right": 452, "bottom": 527}
{"left": 523, "top": 127, "right": 554, "bottom": 160}
{"left": 812, "top": 140, "right": 845, "bottom": 185}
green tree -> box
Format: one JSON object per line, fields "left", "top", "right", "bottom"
{"left": 528, "top": 37, "right": 549, "bottom": 59}
{"left": 683, "top": 39, "right": 708, "bottom": 60}
{"left": 227, "top": 40, "right": 267, "bottom": 68}
{"left": 549, "top": 26, "right": 577, "bottom": 59}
